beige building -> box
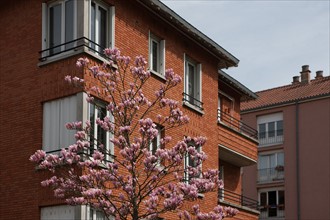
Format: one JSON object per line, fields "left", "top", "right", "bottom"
{"left": 241, "top": 65, "right": 330, "bottom": 220}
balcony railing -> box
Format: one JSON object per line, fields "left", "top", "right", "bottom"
{"left": 218, "top": 189, "right": 259, "bottom": 210}
{"left": 258, "top": 167, "right": 284, "bottom": 183}
{"left": 259, "top": 135, "right": 284, "bottom": 146}
{"left": 39, "top": 37, "right": 106, "bottom": 61}
{"left": 259, "top": 205, "right": 285, "bottom": 219}
{"left": 217, "top": 109, "right": 258, "bottom": 139}
{"left": 182, "top": 92, "right": 203, "bottom": 110}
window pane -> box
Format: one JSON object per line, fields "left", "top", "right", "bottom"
{"left": 152, "top": 40, "right": 158, "bottom": 72}
{"left": 268, "top": 122, "right": 275, "bottom": 137}
{"left": 260, "top": 192, "right": 267, "bottom": 206}
{"left": 277, "top": 152, "right": 284, "bottom": 166}
{"left": 49, "top": 4, "right": 62, "bottom": 54}
{"left": 277, "top": 120, "right": 283, "bottom": 136}
{"left": 258, "top": 155, "right": 268, "bottom": 169}
{"left": 268, "top": 191, "right": 277, "bottom": 217}
{"left": 187, "top": 63, "right": 195, "bottom": 104}
{"left": 97, "top": 106, "right": 107, "bottom": 153}
{"left": 91, "top": 2, "right": 96, "bottom": 50}
{"left": 89, "top": 103, "right": 96, "bottom": 155}
{"left": 99, "top": 6, "right": 107, "bottom": 52}
{"left": 259, "top": 123, "right": 266, "bottom": 139}
{"left": 65, "top": 0, "right": 74, "bottom": 49}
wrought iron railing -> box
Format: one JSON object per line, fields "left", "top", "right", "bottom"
{"left": 217, "top": 109, "right": 258, "bottom": 139}
{"left": 182, "top": 92, "right": 203, "bottom": 110}
{"left": 218, "top": 189, "right": 259, "bottom": 210}
{"left": 39, "top": 37, "right": 107, "bottom": 61}
{"left": 258, "top": 167, "right": 284, "bottom": 183}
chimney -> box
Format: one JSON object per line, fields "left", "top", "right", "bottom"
{"left": 292, "top": 76, "right": 300, "bottom": 84}
{"left": 300, "top": 65, "right": 311, "bottom": 84}
{"left": 315, "top": 70, "right": 323, "bottom": 79}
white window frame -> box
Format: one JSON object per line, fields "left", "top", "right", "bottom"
{"left": 42, "top": 0, "right": 77, "bottom": 57}
{"left": 183, "top": 54, "right": 202, "bottom": 111}
{"left": 259, "top": 188, "right": 285, "bottom": 218}
{"left": 149, "top": 32, "right": 165, "bottom": 76}
{"left": 257, "top": 113, "right": 283, "bottom": 146}
{"left": 184, "top": 142, "right": 202, "bottom": 184}
{"left": 88, "top": 99, "right": 114, "bottom": 163}
{"left": 89, "top": 0, "right": 113, "bottom": 53}
{"left": 258, "top": 151, "right": 284, "bottom": 182}
{"left": 41, "top": 0, "right": 115, "bottom": 63}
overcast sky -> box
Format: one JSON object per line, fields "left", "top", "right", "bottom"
{"left": 160, "top": 0, "right": 330, "bottom": 92}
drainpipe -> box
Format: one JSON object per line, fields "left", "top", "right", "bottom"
{"left": 295, "top": 101, "right": 301, "bottom": 220}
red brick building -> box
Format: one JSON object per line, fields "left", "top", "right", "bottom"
{"left": 0, "top": 0, "right": 259, "bottom": 219}
{"left": 241, "top": 65, "right": 330, "bottom": 220}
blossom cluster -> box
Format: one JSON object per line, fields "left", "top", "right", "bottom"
{"left": 30, "top": 48, "right": 238, "bottom": 220}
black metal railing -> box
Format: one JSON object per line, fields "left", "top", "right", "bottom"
{"left": 259, "top": 205, "right": 285, "bottom": 218}
{"left": 182, "top": 93, "right": 203, "bottom": 110}
{"left": 39, "top": 37, "right": 107, "bottom": 61}
{"left": 258, "top": 167, "right": 284, "bottom": 183}
{"left": 217, "top": 109, "right": 258, "bottom": 139}
{"left": 45, "top": 148, "right": 115, "bottom": 163}
{"left": 218, "top": 189, "right": 259, "bottom": 210}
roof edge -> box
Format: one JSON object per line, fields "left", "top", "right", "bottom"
{"left": 137, "top": 0, "right": 240, "bottom": 67}
{"left": 219, "top": 70, "right": 258, "bottom": 100}
{"left": 241, "top": 93, "right": 330, "bottom": 113}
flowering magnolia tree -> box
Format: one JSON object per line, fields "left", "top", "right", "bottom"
{"left": 30, "top": 48, "right": 238, "bottom": 220}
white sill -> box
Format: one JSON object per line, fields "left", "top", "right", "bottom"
{"left": 150, "top": 70, "right": 166, "bottom": 81}
{"left": 38, "top": 47, "right": 109, "bottom": 67}
{"left": 182, "top": 101, "right": 204, "bottom": 115}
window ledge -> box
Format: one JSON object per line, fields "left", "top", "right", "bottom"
{"left": 150, "top": 70, "right": 166, "bottom": 81}
{"left": 38, "top": 46, "right": 110, "bottom": 67}
{"left": 182, "top": 101, "right": 204, "bottom": 115}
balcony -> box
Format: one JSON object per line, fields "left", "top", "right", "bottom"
{"left": 182, "top": 92, "right": 204, "bottom": 111}
{"left": 259, "top": 205, "right": 285, "bottom": 219}
{"left": 39, "top": 37, "right": 107, "bottom": 62}
{"left": 217, "top": 109, "right": 258, "bottom": 140}
{"left": 218, "top": 189, "right": 259, "bottom": 211}
{"left": 259, "top": 135, "right": 284, "bottom": 147}
{"left": 258, "top": 167, "right": 284, "bottom": 183}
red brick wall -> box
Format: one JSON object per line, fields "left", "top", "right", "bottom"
{"left": 0, "top": 0, "right": 257, "bottom": 219}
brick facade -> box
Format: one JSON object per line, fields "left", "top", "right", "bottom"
{"left": 0, "top": 0, "right": 258, "bottom": 219}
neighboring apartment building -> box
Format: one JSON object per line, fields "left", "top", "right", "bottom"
{"left": 241, "top": 65, "right": 330, "bottom": 220}
{"left": 0, "top": 0, "right": 259, "bottom": 219}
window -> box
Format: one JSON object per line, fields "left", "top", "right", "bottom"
{"left": 41, "top": 205, "right": 114, "bottom": 220}
{"left": 184, "top": 141, "right": 202, "bottom": 183}
{"left": 257, "top": 113, "right": 283, "bottom": 146}
{"left": 43, "top": 94, "right": 79, "bottom": 154}
{"left": 90, "top": 1, "right": 110, "bottom": 53}
{"left": 259, "top": 189, "right": 285, "bottom": 218}
{"left": 41, "top": 205, "right": 76, "bottom": 220}
{"left": 89, "top": 101, "right": 114, "bottom": 162}
{"left": 43, "top": 93, "right": 114, "bottom": 161}
{"left": 218, "top": 165, "right": 224, "bottom": 201}
{"left": 258, "top": 152, "right": 284, "bottom": 182}
{"left": 41, "top": 0, "right": 114, "bottom": 61}
{"left": 46, "top": 0, "right": 76, "bottom": 55}
{"left": 149, "top": 32, "right": 165, "bottom": 75}
{"left": 183, "top": 55, "right": 202, "bottom": 110}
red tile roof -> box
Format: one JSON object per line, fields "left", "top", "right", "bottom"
{"left": 241, "top": 76, "right": 330, "bottom": 111}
